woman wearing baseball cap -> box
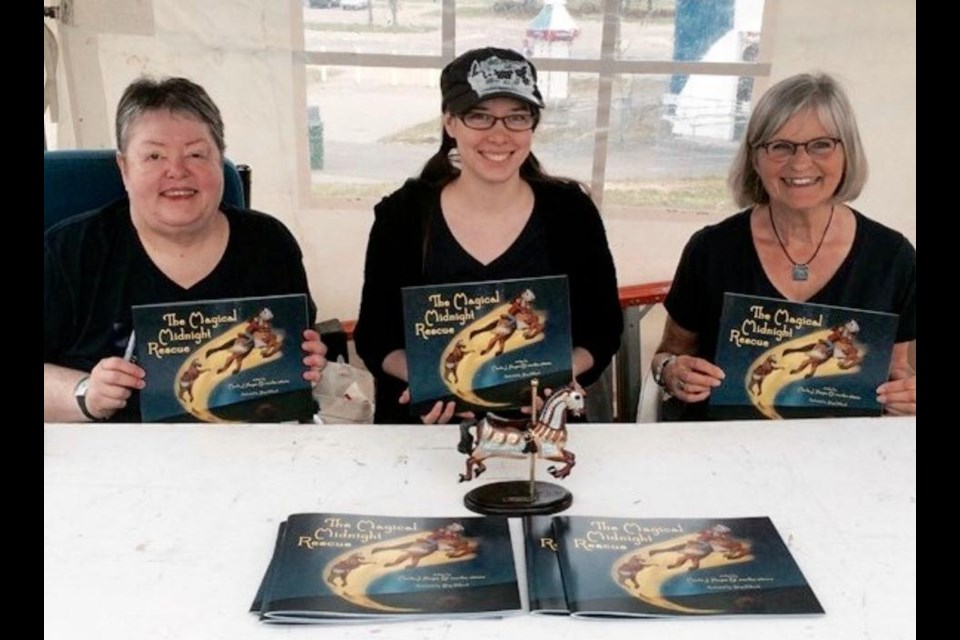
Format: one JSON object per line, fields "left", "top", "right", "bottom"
{"left": 355, "top": 48, "right": 622, "bottom": 424}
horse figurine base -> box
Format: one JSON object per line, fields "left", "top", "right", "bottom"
{"left": 463, "top": 480, "right": 572, "bottom": 516}
{"left": 457, "top": 384, "right": 583, "bottom": 516}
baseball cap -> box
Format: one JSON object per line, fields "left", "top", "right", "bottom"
{"left": 441, "top": 47, "right": 545, "bottom": 114}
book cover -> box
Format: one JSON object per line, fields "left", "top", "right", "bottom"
{"left": 710, "top": 293, "right": 898, "bottom": 419}
{"left": 251, "top": 513, "right": 521, "bottom": 623}
{"left": 250, "top": 521, "right": 287, "bottom": 614}
{"left": 401, "top": 275, "right": 573, "bottom": 414}
{"left": 523, "top": 516, "right": 569, "bottom": 615}
{"left": 132, "top": 294, "right": 314, "bottom": 422}
{"left": 553, "top": 516, "right": 823, "bottom": 618}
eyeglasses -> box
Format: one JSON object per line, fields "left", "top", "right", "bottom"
{"left": 755, "top": 137, "right": 842, "bottom": 161}
{"left": 458, "top": 111, "right": 537, "bottom": 132}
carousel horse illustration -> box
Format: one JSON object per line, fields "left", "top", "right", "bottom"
{"left": 783, "top": 319, "right": 862, "bottom": 378}
{"left": 649, "top": 524, "right": 750, "bottom": 571}
{"left": 443, "top": 340, "right": 473, "bottom": 384}
{"left": 704, "top": 525, "right": 751, "bottom": 560}
{"left": 469, "top": 289, "right": 545, "bottom": 356}
{"left": 371, "top": 523, "right": 476, "bottom": 568}
{"left": 514, "top": 306, "right": 545, "bottom": 339}
{"left": 205, "top": 308, "right": 283, "bottom": 374}
{"left": 326, "top": 552, "right": 374, "bottom": 587}
{"left": 177, "top": 359, "right": 208, "bottom": 403}
{"left": 456, "top": 385, "right": 584, "bottom": 482}
{"left": 749, "top": 355, "right": 781, "bottom": 396}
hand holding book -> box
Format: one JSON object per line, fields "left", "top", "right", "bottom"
{"left": 300, "top": 328, "right": 328, "bottom": 385}
{"left": 655, "top": 353, "right": 725, "bottom": 402}
{"left": 398, "top": 386, "right": 475, "bottom": 424}
{"left": 710, "top": 294, "right": 898, "bottom": 419}
{"left": 876, "top": 359, "right": 916, "bottom": 415}
{"left": 132, "top": 294, "right": 316, "bottom": 422}
{"left": 77, "top": 355, "right": 146, "bottom": 421}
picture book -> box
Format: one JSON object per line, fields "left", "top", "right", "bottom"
{"left": 401, "top": 275, "right": 572, "bottom": 414}
{"left": 250, "top": 521, "right": 287, "bottom": 615}
{"left": 552, "top": 516, "right": 823, "bottom": 618}
{"left": 710, "top": 293, "right": 898, "bottom": 419}
{"left": 523, "top": 516, "right": 569, "bottom": 615}
{"left": 250, "top": 513, "right": 521, "bottom": 623}
{"left": 131, "top": 294, "right": 315, "bottom": 422}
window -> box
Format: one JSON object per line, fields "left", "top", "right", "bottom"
{"left": 297, "top": 0, "right": 770, "bottom": 214}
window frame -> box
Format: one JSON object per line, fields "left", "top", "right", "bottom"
{"left": 291, "top": 0, "right": 775, "bottom": 209}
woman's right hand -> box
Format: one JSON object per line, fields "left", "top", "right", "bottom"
{"left": 85, "top": 357, "right": 146, "bottom": 420}
{"left": 398, "top": 388, "right": 474, "bottom": 424}
{"left": 663, "top": 354, "right": 725, "bottom": 403}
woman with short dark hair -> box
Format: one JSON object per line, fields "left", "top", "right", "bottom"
{"left": 44, "top": 76, "right": 327, "bottom": 422}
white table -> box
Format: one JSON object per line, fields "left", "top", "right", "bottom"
{"left": 44, "top": 418, "right": 916, "bottom": 639}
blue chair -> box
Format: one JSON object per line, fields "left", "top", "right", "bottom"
{"left": 43, "top": 149, "right": 249, "bottom": 231}
{"left": 43, "top": 150, "right": 349, "bottom": 364}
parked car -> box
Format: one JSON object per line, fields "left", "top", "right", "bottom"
{"left": 305, "top": 0, "right": 341, "bottom": 8}
{"left": 341, "top": 0, "right": 370, "bottom": 9}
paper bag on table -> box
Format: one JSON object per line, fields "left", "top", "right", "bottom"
{"left": 313, "top": 358, "right": 375, "bottom": 424}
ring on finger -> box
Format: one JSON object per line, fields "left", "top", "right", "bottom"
{"left": 677, "top": 379, "right": 686, "bottom": 392}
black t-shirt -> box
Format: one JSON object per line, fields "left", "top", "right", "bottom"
{"left": 44, "top": 200, "right": 317, "bottom": 422}
{"left": 664, "top": 208, "right": 916, "bottom": 421}
{"left": 420, "top": 204, "right": 552, "bottom": 422}
{"left": 423, "top": 206, "right": 551, "bottom": 284}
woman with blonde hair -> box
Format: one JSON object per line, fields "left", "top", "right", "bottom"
{"left": 651, "top": 72, "right": 916, "bottom": 420}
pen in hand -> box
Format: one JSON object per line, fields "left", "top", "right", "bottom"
{"left": 123, "top": 331, "right": 137, "bottom": 363}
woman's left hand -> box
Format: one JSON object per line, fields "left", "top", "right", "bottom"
{"left": 398, "top": 388, "right": 475, "bottom": 424}
{"left": 877, "top": 367, "right": 916, "bottom": 416}
{"left": 301, "top": 329, "right": 328, "bottom": 384}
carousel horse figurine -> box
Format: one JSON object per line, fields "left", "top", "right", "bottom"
{"left": 456, "top": 385, "right": 584, "bottom": 483}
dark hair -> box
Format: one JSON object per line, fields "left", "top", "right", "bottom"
{"left": 115, "top": 76, "right": 225, "bottom": 155}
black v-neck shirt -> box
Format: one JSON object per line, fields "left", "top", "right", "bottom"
{"left": 45, "top": 199, "right": 316, "bottom": 421}
{"left": 423, "top": 201, "right": 551, "bottom": 284}
{"left": 664, "top": 207, "right": 916, "bottom": 421}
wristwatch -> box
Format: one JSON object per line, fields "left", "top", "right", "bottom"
{"left": 74, "top": 376, "right": 102, "bottom": 421}
{"left": 652, "top": 354, "right": 677, "bottom": 392}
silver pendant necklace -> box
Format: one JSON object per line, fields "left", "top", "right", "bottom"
{"left": 768, "top": 203, "right": 835, "bottom": 281}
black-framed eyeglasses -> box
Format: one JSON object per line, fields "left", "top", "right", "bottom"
{"left": 755, "top": 137, "right": 842, "bottom": 161}
{"left": 458, "top": 111, "right": 538, "bottom": 132}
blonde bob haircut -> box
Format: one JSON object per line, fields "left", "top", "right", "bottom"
{"left": 728, "top": 72, "right": 868, "bottom": 208}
